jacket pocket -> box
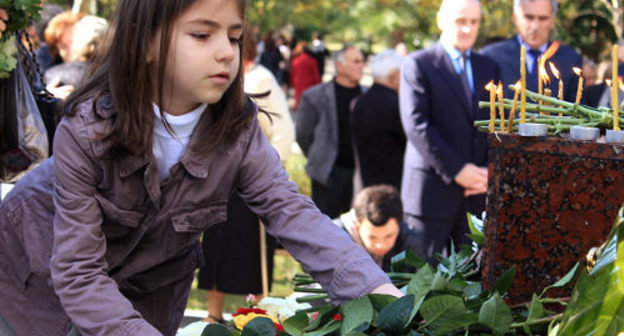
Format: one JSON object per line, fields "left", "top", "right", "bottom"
{"left": 95, "top": 194, "right": 145, "bottom": 240}
{"left": 170, "top": 200, "right": 227, "bottom": 233}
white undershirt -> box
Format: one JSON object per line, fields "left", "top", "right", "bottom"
{"left": 152, "top": 103, "right": 207, "bottom": 180}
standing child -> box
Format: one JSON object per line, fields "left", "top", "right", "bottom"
{"left": 0, "top": 1, "right": 401, "bottom": 336}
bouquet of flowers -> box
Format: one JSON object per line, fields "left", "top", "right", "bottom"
{"left": 0, "top": 0, "right": 41, "bottom": 78}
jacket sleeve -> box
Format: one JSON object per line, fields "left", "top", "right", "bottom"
{"left": 399, "top": 55, "right": 466, "bottom": 184}
{"left": 295, "top": 89, "right": 318, "bottom": 156}
{"left": 236, "top": 119, "right": 391, "bottom": 303}
{"left": 50, "top": 117, "right": 161, "bottom": 336}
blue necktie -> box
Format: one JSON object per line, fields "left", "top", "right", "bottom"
{"left": 528, "top": 49, "right": 541, "bottom": 93}
{"left": 459, "top": 52, "right": 472, "bottom": 106}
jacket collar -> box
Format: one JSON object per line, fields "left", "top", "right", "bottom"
{"left": 432, "top": 42, "right": 473, "bottom": 116}
{"left": 118, "top": 106, "right": 216, "bottom": 180}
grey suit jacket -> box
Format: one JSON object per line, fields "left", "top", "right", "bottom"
{"left": 296, "top": 81, "right": 366, "bottom": 186}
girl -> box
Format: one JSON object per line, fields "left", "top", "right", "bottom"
{"left": 0, "top": 1, "right": 401, "bottom": 336}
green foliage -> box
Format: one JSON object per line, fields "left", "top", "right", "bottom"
{"left": 339, "top": 296, "right": 373, "bottom": 335}
{"left": 241, "top": 317, "right": 277, "bottom": 336}
{"left": 555, "top": 218, "right": 624, "bottom": 335}
{"left": 0, "top": 0, "right": 41, "bottom": 77}
{"left": 200, "top": 323, "right": 232, "bottom": 336}
{"left": 0, "top": 0, "right": 41, "bottom": 41}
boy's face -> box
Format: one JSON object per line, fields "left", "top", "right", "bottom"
{"left": 151, "top": 0, "right": 243, "bottom": 115}
{"left": 358, "top": 218, "right": 400, "bottom": 258}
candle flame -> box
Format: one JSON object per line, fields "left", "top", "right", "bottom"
{"left": 549, "top": 62, "right": 561, "bottom": 80}
{"left": 543, "top": 41, "right": 560, "bottom": 60}
{"left": 513, "top": 80, "right": 521, "bottom": 90}
{"left": 539, "top": 60, "right": 551, "bottom": 85}
{"left": 573, "top": 67, "right": 583, "bottom": 76}
{"left": 485, "top": 80, "right": 495, "bottom": 91}
{"left": 497, "top": 82, "right": 503, "bottom": 94}
{"left": 619, "top": 76, "right": 624, "bottom": 91}
{"left": 606, "top": 79, "right": 612, "bottom": 87}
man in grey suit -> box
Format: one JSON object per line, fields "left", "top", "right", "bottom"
{"left": 296, "top": 45, "right": 365, "bottom": 218}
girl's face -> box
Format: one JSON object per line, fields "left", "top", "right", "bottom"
{"left": 151, "top": 0, "right": 243, "bottom": 115}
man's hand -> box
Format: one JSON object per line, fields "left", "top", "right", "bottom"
{"left": 370, "top": 283, "right": 404, "bottom": 298}
{"left": 0, "top": 9, "right": 7, "bottom": 39}
{"left": 454, "top": 163, "right": 488, "bottom": 196}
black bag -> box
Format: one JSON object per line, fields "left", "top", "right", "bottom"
{"left": 16, "top": 30, "right": 61, "bottom": 154}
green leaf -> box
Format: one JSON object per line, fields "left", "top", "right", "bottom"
{"left": 367, "top": 294, "right": 397, "bottom": 311}
{"left": 527, "top": 294, "right": 544, "bottom": 322}
{"left": 304, "top": 320, "right": 341, "bottom": 336}
{"left": 493, "top": 266, "right": 516, "bottom": 295}
{"left": 431, "top": 272, "right": 450, "bottom": 292}
{"left": 544, "top": 262, "right": 580, "bottom": 293}
{"left": 340, "top": 296, "right": 373, "bottom": 335}
{"left": 284, "top": 312, "right": 309, "bottom": 336}
{"left": 391, "top": 250, "right": 426, "bottom": 272}
{"left": 241, "top": 317, "right": 276, "bottom": 336}
{"left": 305, "top": 305, "right": 339, "bottom": 331}
{"left": 406, "top": 264, "right": 434, "bottom": 317}
{"left": 436, "top": 313, "right": 479, "bottom": 334}
{"left": 376, "top": 294, "right": 416, "bottom": 333}
{"left": 201, "top": 323, "right": 233, "bottom": 336}
{"left": 463, "top": 282, "right": 482, "bottom": 300}
{"left": 420, "top": 295, "right": 466, "bottom": 328}
{"left": 523, "top": 294, "right": 544, "bottom": 335}
{"left": 478, "top": 293, "right": 513, "bottom": 335}
{"left": 466, "top": 233, "right": 484, "bottom": 247}
{"left": 466, "top": 213, "right": 485, "bottom": 246}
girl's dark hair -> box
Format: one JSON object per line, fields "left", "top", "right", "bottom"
{"left": 64, "top": 0, "right": 253, "bottom": 158}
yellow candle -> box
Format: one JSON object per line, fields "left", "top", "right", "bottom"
{"left": 538, "top": 56, "right": 543, "bottom": 112}
{"left": 613, "top": 44, "right": 620, "bottom": 131}
{"left": 521, "top": 46, "right": 527, "bottom": 124}
{"left": 508, "top": 83, "right": 520, "bottom": 133}
{"left": 497, "top": 82, "right": 505, "bottom": 132}
{"left": 573, "top": 67, "right": 583, "bottom": 104}
{"left": 558, "top": 79, "right": 563, "bottom": 116}
{"left": 488, "top": 81, "right": 496, "bottom": 132}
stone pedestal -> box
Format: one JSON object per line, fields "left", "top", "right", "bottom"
{"left": 482, "top": 133, "right": 624, "bottom": 304}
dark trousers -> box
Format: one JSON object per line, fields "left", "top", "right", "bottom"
{"left": 404, "top": 207, "right": 471, "bottom": 266}
{"left": 311, "top": 165, "right": 354, "bottom": 219}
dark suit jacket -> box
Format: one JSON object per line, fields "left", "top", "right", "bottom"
{"left": 481, "top": 37, "right": 582, "bottom": 101}
{"left": 352, "top": 83, "right": 406, "bottom": 191}
{"left": 399, "top": 42, "right": 500, "bottom": 218}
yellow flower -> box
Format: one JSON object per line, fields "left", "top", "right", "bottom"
{"left": 233, "top": 312, "right": 279, "bottom": 330}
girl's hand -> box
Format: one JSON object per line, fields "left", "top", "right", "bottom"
{"left": 0, "top": 9, "right": 7, "bottom": 39}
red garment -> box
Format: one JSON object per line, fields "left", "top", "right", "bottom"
{"left": 290, "top": 52, "right": 321, "bottom": 110}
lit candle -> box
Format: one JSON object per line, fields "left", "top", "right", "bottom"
{"left": 486, "top": 81, "right": 496, "bottom": 132}
{"left": 497, "top": 82, "right": 505, "bottom": 132}
{"left": 508, "top": 81, "right": 521, "bottom": 133}
{"left": 538, "top": 56, "right": 544, "bottom": 110}
{"left": 573, "top": 67, "right": 583, "bottom": 104}
{"left": 544, "top": 88, "right": 552, "bottom": 111}
{"left": 521, "top": 46, "right": 526, "bottom": 124}
{"left": 613, "top": 44, "right": 620, "bottom": 131}
{"left": 549, "top": 62, "right": 563, "bottom": 116}
{"left": 538, "top": 60, "right": 551, "bottom": 115}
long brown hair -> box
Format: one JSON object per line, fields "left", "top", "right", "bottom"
{"left": 64, "top": 0, "right": 253, "bottom": 158}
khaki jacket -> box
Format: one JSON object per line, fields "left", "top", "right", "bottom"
{"left": 0, "top": 97, "right": 389, "bottom": 336}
